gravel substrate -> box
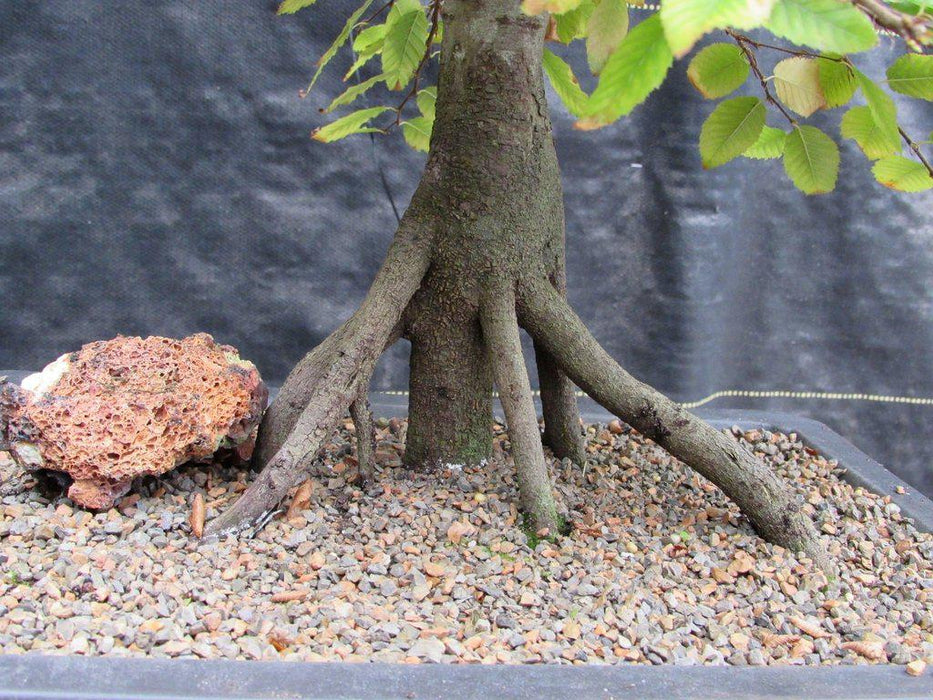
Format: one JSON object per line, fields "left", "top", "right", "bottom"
{"left": 0, "top": 418, "right": 931, "bottom": 667}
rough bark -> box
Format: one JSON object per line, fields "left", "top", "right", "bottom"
{"left": 252, "top": 195, "right": 435, "bottom": 470}
{"left": 203, "top": 208, "right": 434, "bottom": 538}
{"left": 482, "top": 286, "right": 561, "bottom": 533}
{"left": 398, "top": 0, "right": 574, "bottom": 468}
{"left": 404, "top": 287, "right": 493, "bottom": 467}
{"left": 210, "top": 0, "right": 827, "bottom": 568}
{"left": 517, "top": 275, "right": 826, "bottom": 565}
{"left": 350, "top": 393, "right": 376, "bottom": 484}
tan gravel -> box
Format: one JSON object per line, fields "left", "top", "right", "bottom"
{"left": 0, "top": 418, "right": 931, "bottom": 666}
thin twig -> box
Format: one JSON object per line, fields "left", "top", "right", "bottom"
{"left": 850, "top": 0, "right": 931, "bottom": 49}
{"left": 362, "top": 0, "right": 396, "bottom": 25}
{"left": 899, "top": 127, "right": 933, "bottom": 178}
{"left": 728, "top": 31, "right": 798, "bottom": 127}
{"left": 728, "top": 32, "right": 848, "bottom": 61}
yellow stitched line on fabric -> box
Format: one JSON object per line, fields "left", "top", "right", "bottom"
{"left": 375, "top": 389, "right": 933, "bottom": 408}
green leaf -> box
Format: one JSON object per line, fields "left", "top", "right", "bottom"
{"left": 523, "top": 0, "right": 583, "bottom": 13}
{"left": 543, "top": 49, "right": 589, "bottom": 117}
{"left": 554, "top": 0, "right": 596, "bottom": 42}
{"left": 744, "top": 125, "right": 788, "bottom": 158}
{"left": 855, "top": 70, "right": 900, "bottom": 144}
{"left": 324, "top": 73, "right": 386, "bottom": 113}
{"left": 687, "top": 43, "right": 750, "bottom": 99}
{"left": 416, "top": 87, "right": 436, "bottom": 119}
{"left": 887, "top": 0, "right": 932, "bottom": 13}
{"left": 277, "top": 0, "right": 318, "bottom": 14}
{"left": 783, "top": 124, "right": 840, "bottom": 193}
{"left": 312, "top": 106, "right": 390, "bottom": 142}
{"left": 577, "top": 15, "right": 673, "bottom": 128}
{"left": 699, "top": 96, "right": 766, "bottom": 168}
{"left": 307, "top": 0, "right": 376, "bottom": 93}
{"left": 353, "top": 24, "right": 387, "bottom": 53}
{"left": 345, "top": 25, "right": 387, "bottom": 79}
{"left": 586, "top": 0, "right": 629, "bottom": 74}
{"left": 661, "top": 0, "right": 778, "bottom": 58}
{"left": 766, "top": 0, "right": 878, "bottom": 54}
{"left": 840, "top": 105, "right": 901, "bottom": 159}
{"left": 886, "top": 54, "right": 933, "bottom": 101}
{"left": 872, "top": 156, "right": 933, "bottom": 191}
{"left": 773, "top": 57, "right": 827, "bottom": 117}
{"left": 817, "top": 57, "right": 857, "bottom": 107}
{"left": 402, "top": 115, "right": 434, "bottom": 152}
{"left": 382, "top": 2, "right": 430, "bottom": 90}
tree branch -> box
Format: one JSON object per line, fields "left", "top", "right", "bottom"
{"left": 851, "top": 0, "right": 931, "bottom": 49}
{"left": 899, "top": 127, "right": 933, "bottom": 179}
{"left": 728, "top": 31, "right": 798, "bottom": 127}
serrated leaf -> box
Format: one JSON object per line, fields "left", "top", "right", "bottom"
{"left": 576, "top": 15, "right": 673, "bottom": 128}
{"left": 554, "top": 0, "right": 596, "bottom": 42}
{"left": 744, "top": 125, "right": 788, "bottom": 158}
{"left": 818, "top": 58, "right": 857, "bottom": 107}
{"left": 586, "top": 0, "right": 629, "bottom": 74}
{"left": 887, "top": 54, "right": 933, "bottom": 101}
{"left": 382, "top": 3, "right": 429, "bottom": 90}
{"left": 523, "top": 0, "right": 583, "bottom": 14}
{"left": 699, "top": 96, "right": 766, "bottom": 167}
{"left": 687, "top": 43, "right": 750, "bottom": 98}
{"left": 661, "top": 0, "right": 778, "bottom": 58}
{"left": 872, "top": 156, "right": 933, "bottom": 191}
{"left": 402, "top": 115, "right": 433, "bottom": 152}
{"left": 324, "top": 73, "right": 386, "bottom": 113}
{"left": 773, "top": 57, "right": 827, "bottom": 117}
{"left": 312, "top": 106, "right": 390, "bottom": 142}
{"left": 783, "top": 124, "right": 840, "bottom": 193}
{"left": 307, "top": 0, "right": 376, "bottom": 94}
{"left": 416, "top": 87, "right": 436, "bottom": 119}
{"left": 544, "top": 49, "right": 589, "bottom": 117}
{"left": 855, "top": 70, "right": 900, "bottom": 146}
{"left": 345, "top": 25, "right": 387, "bottom": 80}
{"left": 278, "top": 0, "right": 318, "bottom": 14}
{"left": 840, "top": 105, "right": 901, "bottom": 159}
{"left": 766, "top": 0, "right": 878, "bottom": 54}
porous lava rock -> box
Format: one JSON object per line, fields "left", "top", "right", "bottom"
{"left": 0, "top": 334, "right": 268, "bottom": 509}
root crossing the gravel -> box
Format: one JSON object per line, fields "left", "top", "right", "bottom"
{"left": 0, "top": 421, "right": 929, "bottom": 665}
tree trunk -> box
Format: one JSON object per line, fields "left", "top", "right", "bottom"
{"left": 400, "top": 0, "right": 567, "bottom": 468}
{"left": 403, "top": 281, "right": 493, "bottom": 467}
{"left": 209, "top": 0, "right": 826, "bottom": 566}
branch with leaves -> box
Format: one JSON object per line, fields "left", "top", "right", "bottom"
{"left": 279, "top": 0, "right": 933, "bottom": 193}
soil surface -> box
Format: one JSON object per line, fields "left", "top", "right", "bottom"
{"left": 0, "top": 419, "right": 931, "bottom": 666}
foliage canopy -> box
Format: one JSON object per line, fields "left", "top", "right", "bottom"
{"left": 284, "top": 0, "right": 932, "bottom": 193}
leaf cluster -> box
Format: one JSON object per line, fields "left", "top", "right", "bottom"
{"left": 282, "top": 0, "right": 933, "bottom": 193}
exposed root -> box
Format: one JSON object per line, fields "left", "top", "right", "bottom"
{"left": 535, "top": 339, "right": 585, "bottom": 464}
{"left": 252, "top": 207, "right": 435, "bottom": 471}
{"left": 204, "top": 212, "right": 435, "bottom": 538}
{"left": 481, "top": 286, "right": 561, "bottom": 535}
{"left": 350, "top": 388, "right": 376, "bottom": 485}
{"left": 517, "top": 275, "right": 829, "bottom": 569}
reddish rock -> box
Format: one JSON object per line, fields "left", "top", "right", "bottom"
{"left": 1, "top": 333, "right": 267, "bottom": 509}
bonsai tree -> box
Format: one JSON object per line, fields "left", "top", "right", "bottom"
{"left": 205, "top": 0, "right": 932, "bottom": 564}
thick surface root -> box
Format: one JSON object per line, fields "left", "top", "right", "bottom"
{"left": 204, "top": 213, "right": 434, "bottom": 538}
{"left": 350, "top": 391, "right": 376, "bottom": 485}
{"left": 535, "top": 339, "right": 585, "bottom": 464}
{"left": 517, "top": 276, "right": 828, "bottom": 568}
{"left": 481, "top": 286, "right": 561, "bottom": 534}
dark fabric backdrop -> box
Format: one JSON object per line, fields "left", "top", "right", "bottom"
{"left": 2, "top": 1, "right": 932, "bottom": 493}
